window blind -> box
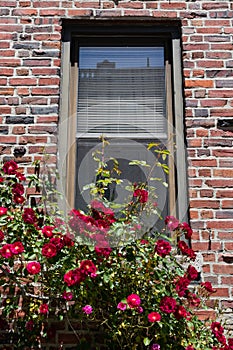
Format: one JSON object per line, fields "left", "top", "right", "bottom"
{"left": 76, "top": 47, "right": 166, "bottom": 139}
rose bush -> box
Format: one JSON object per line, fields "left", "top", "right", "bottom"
{"left": 0, "top": 143, "right": 232, "bottom": 350}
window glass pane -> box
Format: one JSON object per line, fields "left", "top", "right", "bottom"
{"left": 75, "top": 44, "right": 168, "bottom": 231}
{"left": 77, "top": 46, "right": 166, "bottom": 138}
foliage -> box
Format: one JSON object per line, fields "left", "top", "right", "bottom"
{"left": 0, "top": 142, "right": 232, "bottom": 350}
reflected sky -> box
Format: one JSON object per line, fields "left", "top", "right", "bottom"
{"left": 79, "top": 47, "right": 164, "bottom": 69}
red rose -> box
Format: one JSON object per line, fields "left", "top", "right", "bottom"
{"left": 0, "top": 230, "right": 4, "bottom": 242}
{"left": 0, "top": 244, "right": 14, "bottom": 258}
{"left": 179, "top": 222, "right": 193, "bottom": 239}
{"left": 42, "top": 243, "right": 57, "bottom": 258}
{"left": 80, "top": 260, "right": 97, "bottom": 277}
{"left": 50, "top": 237, "right": 64, "bottom": 251}
{"left": 39, "top": 303, "right": 49, "bottom": 315}
{"left": 10, "top": 241, "right": 24, "bottom": 255}
{"left": 42, "top": 226, "right": 54, "bottom": 238}
{"left": 95, "top": 244, "right": 112, "bottom": 258}
{"left": 126, "top": 294, "right": 141, "bottom": 308}
{"left": 22, "top": 208, "right": 37, "bottom": 225}
{"left": 201, "top": 281, "right": 216, "bottom": 294}
{"left": 16, "top": 172, "right": 26, "bottom": 182}
{"left": 63, "top": 233, "right": 74, "bottom": 247}
{"left": 174, "top": 305, "right": 188, "bottom": 320}
{"left": 133, "top": 188, "right": 148, "bottom": 203}
{"left": 155, "top": 239, "right": 172, "bottom": 258}
{"left": 63, "top": 268, "right": 84, "bottom": 286}
{"left": 62, "top": 291, "right": 73, "bottom": 300}
{"left": 3, "top": 160, "right": 18, "bottom": 175}
{"left": 175, "top": 276, "right": 190, "bottom": 297}
{"left": 0, "top": 207, "right": 7, "bottom": 216}
{"left": 186, "top": 265, "right": 199, "bottom": 281}
{"left": 12, "top": 183, "right": 24, "bottom": 196}
{"left": 26, "top": 261, "right": 41, "bottom": 275}
{"left": 178, "top": 241, "right": 196, "bottom": 260}
{"left": 211, "top": 321, "right": 224, "bottom": 338}
{"left": 160, "top": 296, "right": 177, "bottom": 314}
{"left": 25, "top": 320, "right": 34, "bottom": 331}
{"left": 187, "top": 292, "right": 200, "bottom": 308}
{"left": 148, "top": 312, "right": 161, "bottom": 323}
{"left": 13, "top": 194, "right": 25, "bottom": 204}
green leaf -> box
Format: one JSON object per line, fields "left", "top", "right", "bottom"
{"left": 143, "top": 337, "right": 151, "bottom": 346}
{"left": 129, "top": 160, "right": 150, "bottom": 167}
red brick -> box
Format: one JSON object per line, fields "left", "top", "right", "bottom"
{"left": 200, "top": 210, "right": 214, "bottom": 219}
{"left": 211, "top": 43, "right": 233, "bottom": 50}
{"left": 12, "top": 126, "right": 26, "bottom": 134}
{"left": 31, "top": 87, "right": 59, "bottom": 95}
{"left": 0, "top": 136, "right": 17, "bottom": 143}
{"left": 28, "top": 145, "right": 57, "bottom": 154}
{"left": 205, "top": 20, "right": 230, "bottom": 27}
{"left": 32, "top": 1, "right": 60, "bottom": 7}
{"left": 160, "top": 1, "right": 186, "bottom": 9}
{"left": 31, "top": 68, "right": 59, "bottom": 75}
{"left": 219, "top": 160, "right": 233, "bottom": 168}
{"left": 209, "top": 89, "right": 233, "bottom": 98}
{"left": 37, "top": 116, "right": 58, "bottom": 123}
{"left": 0, "top": 24, "right": 23, "bottom": 33}
{"left": 67, "top": 9, "right": 93, "bottom": 16}
{"left": 40, "top": 9, "right": 66, "bottom": 16}
{"left": 12, "top": 8, "right": 38, "bottom": 15}
{"left": 23, "top": 59, "right": 51, "bottom": 67}
{"left": 120, "top": 1, "right": 144, "bottom": 9}
{"left": 213, "top": 264, "right": 233, "bottom": 275}
{"left": 183, "top": 43, "right": 209, "bottom": 51}
{"left": 39, "top": 77, "right": 60, "bottom": 86}
{"left": 19, "top": 136, "right": 49, "bottom": 144}
{"left": 9, "top": 78, "right": 37, "bottom": 86}
{"left": 0, "top": 106, "right": 11, "bottom": 114}
{"left": 0, "top": 58, "right": 21, "bottom": 67}
{"left": 216, "top": 211, "right": 233, "bottom": 219}
{"left": 206, "top": 179, "right": 233, "bottom": 188}
{"left": 190, "top": 200, "right": 220, "bottom": 209}
{"left": 191, "top": 159, "right": 217, "bottom": 167}
{"left": 152, "top": 11, "right": 177, "bottom": 18}
{"left": 214, "top": 169, "right": 233, "bottom": 177}
{"left": 216, "top": 190, "right": 233, "bottom": 198}
{"left": 17, "top": 87, "right": 30, "bottom": 95}
{"left": 200, "top": 189, "right": 213, "bottom": 197}
{"left": 77, "top": 1, "right": 101, "bottom": 8}
{"left": 190, "top": 209, "right": 198, "bottom": 219}
{"left": 207, "top": 221, "right": 233, "bottom": 229}
{"left": 214, "top": 288, "right": 230, "bottom": 298}
{"left": 198, "top": 169, "right": 211, "bottom": 177}
{"left": 0, "top": 87, "right": 14, "bottom": 95}
{"left": 185, "top": 79, "right": 214, "bottom": 88}
{"left": 200, "top": 99, "right": 226, "bottom": 107}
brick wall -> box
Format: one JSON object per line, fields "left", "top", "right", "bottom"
{"left": 1, "top": 0, "right": 233, "bottom": 347}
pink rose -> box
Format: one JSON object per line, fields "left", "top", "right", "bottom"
{"left": 126, "top": 294, "right": 141, "bottom": 308}
{"left": 0, "top": 207, "right": 7, "bottom": 216}
{"left": 148, "top": 312, "right": 161, "bottom": 323}
{"left": 82, "top": 305, "right": 93, "bottom": 315}
{"left": 117, "top": 302, "right": 127, "bottom": 311}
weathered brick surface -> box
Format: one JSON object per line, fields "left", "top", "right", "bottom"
{"left": 0, "top": 0, "right": 233, "bottom": 345}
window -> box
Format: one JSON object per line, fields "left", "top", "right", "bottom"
{"left": 59, "top": 20, "right": 188, "bottom": 230}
